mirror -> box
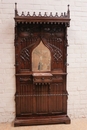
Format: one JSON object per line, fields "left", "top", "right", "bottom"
{"left": 32, "top": 41, "right": 51, "bottom": 71}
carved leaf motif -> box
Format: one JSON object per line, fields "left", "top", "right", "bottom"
{"left": 43, "top": 27, "right": 63, "bottom": 33}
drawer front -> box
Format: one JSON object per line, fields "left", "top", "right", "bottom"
{"left": 33, "top": 76, "right": 52, "bottom": 83}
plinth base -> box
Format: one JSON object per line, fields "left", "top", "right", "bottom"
{"left": 14, "top": 115, "right": 71, "bottom": 126}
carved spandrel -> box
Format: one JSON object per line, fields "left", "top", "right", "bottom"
{"left": 46, "top": 42, "right": 62, "bottom": 63}
{"left": 20, "top": 39, "right": 38, "bottom": 63}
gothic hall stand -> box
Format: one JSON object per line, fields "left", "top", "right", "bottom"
{"left": 14, "top": 3, "right": 71, "bottom": 126}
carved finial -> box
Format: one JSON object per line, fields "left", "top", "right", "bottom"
{"left": 33, "top": 12, "right": 36, "bottom": 16}
{"left": 38, "top": 12, "right": 42, "bottom": 16}
{"left": 61, "top": 13, "right": 63, "bottom": 17}
{"left": 55, "top": 12, "right": 58, "bottom": 17}
{"left": 64, "top": 12, "right": 67, "bottom": 17}
{"left": 44, "top": 12, "right": 47, "bottom": 17}
{"left": 50, "top": 12, "right": 53, "bottom": 17}
{"left": 21, "top": 12, "right": 25, "bottom": 16}
{"left": 67, "top": 5, "right": 70, "bottom": 18}
{"left": 27, "top": 12, "right": 30, "bottom": 16}
{"left": 15, "top": 3, "right": 18, "bottom": 16}
{"left": 15, "top": 3, "right": 17, "bottom": 10}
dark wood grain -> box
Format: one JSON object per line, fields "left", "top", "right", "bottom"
{"left": 14, "top": 3, "right": 71, "bottom": 126}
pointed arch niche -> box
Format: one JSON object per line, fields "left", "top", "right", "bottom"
{"left": 14, "top": 3, "right": 71, "bottom": 126}
{"left": 32, "top": 41, "right": 51, "bottom": 71}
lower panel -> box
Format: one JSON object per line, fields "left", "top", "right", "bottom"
{"left": 14, "top": 115, "right": 70, "bottom": 126}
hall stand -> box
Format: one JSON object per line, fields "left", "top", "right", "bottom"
{"left": 14, "top": 3, "right": 71, "bottom": 126}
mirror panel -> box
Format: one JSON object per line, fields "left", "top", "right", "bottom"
{"left": 32, "top": 41, "right": 51, "bottom": 71}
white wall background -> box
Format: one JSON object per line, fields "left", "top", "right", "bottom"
{"left": 0, "top": 0, "right": 87, "bottom": 122}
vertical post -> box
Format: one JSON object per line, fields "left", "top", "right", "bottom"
{"left": 15, "top": 3, "right": 18, "bottom": 16}
{"left": 67, "top": 5, "right": 70, "bottom": 18}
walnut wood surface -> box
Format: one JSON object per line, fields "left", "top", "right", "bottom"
{"left": 14, "top": 3, "right": 70, "bottom": 126}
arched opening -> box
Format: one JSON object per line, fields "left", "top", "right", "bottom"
{"left": 32, "top": 41, "right": 51, "bottom": 71}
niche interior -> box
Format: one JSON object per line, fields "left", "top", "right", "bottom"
{"left": 14, "top": 3, "right": 71, "bottom": 126}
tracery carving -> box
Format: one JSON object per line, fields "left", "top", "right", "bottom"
{"left": 20, "top": 37, "right": 62, "bottom": 63}
{"left": 46, "top": 42, "right": 62, "bottom": 62}
{"left": 20, "top": 42, "right": 35, "bottom": 62}
{"left": 20, "top": 48, "right": 30, "bottom": 61}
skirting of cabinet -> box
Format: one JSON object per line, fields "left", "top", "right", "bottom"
{"left": 14, "top": 115, "right": 70, "bottom": 126}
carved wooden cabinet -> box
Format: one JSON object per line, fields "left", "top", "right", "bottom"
{"left": 14, "top": 3, "right": 71, "bottom": 126}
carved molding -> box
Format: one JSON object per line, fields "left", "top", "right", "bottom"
{"left": 15, "top": 3, "right": 70, "bottom": 27}
{"left": 15, "top": 3, "right": 70, "bottom": 18}
{"left": 20, "top": 77, "right": 31, "bottom": 82}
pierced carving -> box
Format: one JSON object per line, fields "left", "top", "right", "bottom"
{"left": 18, "top": 25, "right": 63, "bottom": 64}
{"left": 46, "top": 42, "right": 62, "bottom": 62}
{"left": 53, "top": 49, "right": 62, "bottom": 62}
{"left": 20, "top": 48, "right": 30, "bottom": 61}
{"left": 15, "top": 3, "right": 70, "bottom": 18}
{"left": 20, "top": 42, "right": 36, "bottom": 62}
{"left": 15, "top": 3, "right": 70, "bottom": 27}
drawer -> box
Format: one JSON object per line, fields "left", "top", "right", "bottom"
{"left": 33, "top": 76, "right": 52, "bottom": 83}
{"left": 32, "top": 73, "right": 53, "bottom": 84}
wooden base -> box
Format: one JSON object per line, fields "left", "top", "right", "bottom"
{"left": 14, "top": 115, "right": 71, "bottom": 126}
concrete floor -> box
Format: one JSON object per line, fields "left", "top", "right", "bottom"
{"left": 0, "top": 118, "right": 87, "bottom": 130}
